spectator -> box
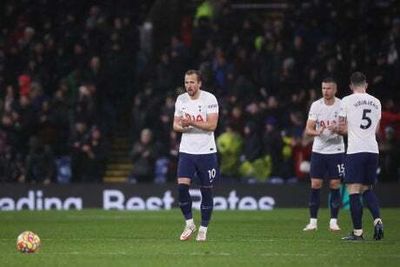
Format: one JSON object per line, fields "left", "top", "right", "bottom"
{"left": 217, "top": 124, "right": 243, "bottom": 180}
{"left": 239, "top": 121, "right": 271, "bottom": 183}
{"left": 262, "top": 117, "right": 283, "bottom": 178}
{"left": 129, "top": 128, "right": 156, "bottom": 183}
{"left": 379, "top": 126, "right": 400, "bottom": 182}
{"left": 0, "top": 113, "right": 21, "bottom": 182}
{"left": 1, "top": 0, "right": 400, "bottom": 184}
{"left": 69, "top": 120, "right": 91, "bottom": 182}
{"left": 80, "top": 127, "right": 107, "bottom": 183}
{"left": 25, "top": 136, "right": 55, "bottom": 184}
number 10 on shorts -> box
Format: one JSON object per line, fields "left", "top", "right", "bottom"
{"left": 208, "top": 168, "right": 216, "bottom": 183}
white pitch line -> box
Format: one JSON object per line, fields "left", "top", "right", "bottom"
{"left": 259, "top": 252, "right": 308, "bottom": 257}
{"left": 45, "top": 251, "right": 232, "bottom": 256}
{"left": 45, "top": 251, "right": 130, "bottom": 255}
{"left": 3, "top": 250, "right": 400, "bottom": 258}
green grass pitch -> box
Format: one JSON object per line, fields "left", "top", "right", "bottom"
{"left": 0, "top": 209, "right": 399, "bottom": 267}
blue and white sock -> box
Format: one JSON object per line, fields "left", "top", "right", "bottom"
{"left": 362, "top": 189, "right": 381, "bottom": 220}
{"left": 349, "top": 193, "right": 363, "bottom": 231}
{"left": 330, "top": 188, "right": 341, "bottom": 219}
{"left": 309, "top": 188, "right": 320, "bottom": 219}
{"left": 200, "top": 187, "right": 213, "bottom": 227}
{"left": 178, "top": 184, "right": 192, "bottom": 220}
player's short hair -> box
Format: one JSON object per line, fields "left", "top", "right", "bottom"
{"left": 350, "top": 72, "right": 367, "bottom": 86}
{"left": 185, "top": 69, "right": 202, "bottom": 82}
{"left": 322, "top": 77, "right": 337, "bottom": 84}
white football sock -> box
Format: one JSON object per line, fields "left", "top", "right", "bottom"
{"left": 353, "top": 229, "right": 363, "bottom": 236}
{"left": 199, "top": 226, "right": 208, "bottom": 233}
{"left": 373, "top": 218, "right": 382, "bottom": 226}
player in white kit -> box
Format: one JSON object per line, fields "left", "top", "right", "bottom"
{"left": 173, "top": 69, "right": 219, "bottom": 241}
{"left": 339, "top": 72, "right": 384, "bottom": 241}
{"left": 303, "top": 78, "right": 345, "bottom": 232}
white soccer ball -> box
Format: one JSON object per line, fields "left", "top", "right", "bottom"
{"left": 16, "top": 231, "right": 41, "bottom": 253}
{"left": 299, "top": 161, "right": 310, "bottom": 173}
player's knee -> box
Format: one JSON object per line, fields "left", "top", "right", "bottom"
{"left": 311, "top": 179, "right": 323, "bottom": 189}
{"left": 347, "top": 183, "right": 362, "bottom": 194}
{"left": 329, "top": 179, "right": 341, "bottom": 189}
{"left": 360, "top": 185, "right": 371, "bottom": 193}
{"left": 177, "top": 177, "right": 191, "bottom": 185}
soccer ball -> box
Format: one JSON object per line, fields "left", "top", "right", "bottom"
{"left": 299, "top": 161, "right": 310, "bottom": 173}
{"left": 16, "top": 231, "right": 41, "bottom": 253}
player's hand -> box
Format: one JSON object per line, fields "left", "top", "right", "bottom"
{"left": 338, "top": 123, "right": 347, "bottom": 135}
{"left": 317, "top": 126, "right": 326, "bottom": 136}
{"left": 326, "top": 124, "right": 338, "bottom": 134}
{"left": 180, "top": 117, "right": 191, "bottom": 128}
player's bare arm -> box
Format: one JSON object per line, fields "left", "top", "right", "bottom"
{"left": 304, "top": 119, "right": 325, "bottom": 137}
{"left": 338, "top": 116, "right": 347, "bottom": 135}
{"left": 376, "top": 119, "right": 381, "bottom": 134}
{"left": 173, "top": 116, "right": 190, "bottom": 133}
{"left": 182, "top": 113, "right": 218, "bottom": 131}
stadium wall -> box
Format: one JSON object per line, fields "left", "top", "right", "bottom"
{"left": 0, "top": 184, "right": 399, "bottom": 211}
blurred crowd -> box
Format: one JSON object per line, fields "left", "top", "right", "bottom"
{"left": 0, "top": 0, "right": 151, "bottom": 183}
{"left": 1, "top": 0, "right": 400, "bottom": 184}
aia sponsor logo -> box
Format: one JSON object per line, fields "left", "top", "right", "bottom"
{"left": 184, "top": 113, "right": 204, "bottom": 122}
{"left": 319, "top": 120, "right": 337, "bottom": 128}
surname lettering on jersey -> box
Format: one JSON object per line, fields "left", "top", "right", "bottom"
{"left": 353, "top": 100, "right": 379, "bottom": 109}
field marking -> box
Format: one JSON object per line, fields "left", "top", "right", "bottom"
{"left": 3, "top": 251, "right": 400, "bottom": 259}
{"left": 0, "top": 238, "right": 324, "bottom": 243}
{"left": 43, "top": 251, "right": 130, "bottom": 255}
{"left": 168, "top": 252, "right": 232, "bottom": 256}
{"left": 260, "top": 252, "right": 308, "bottom": 257}
{"left": 40, "top": 251, "right": 233, "bottom": 256}
{"left": 1, "top": 237, "right": 399, "bottom": 244}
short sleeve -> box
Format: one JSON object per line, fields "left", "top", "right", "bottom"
{"left": 308, "top": 102, "right": 317, "bottom": 121}
{"left": 207, "top": 94, "right": 219, "bottom": 114}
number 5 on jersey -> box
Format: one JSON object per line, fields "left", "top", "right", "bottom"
{"left": 360, "top": 109, "right": 371, "bottom": 129}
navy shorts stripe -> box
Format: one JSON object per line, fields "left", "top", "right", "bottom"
{"left": 344, "top": 153, "right": 378, "bottom": 185}
{"left": 310, "top": 152, "right": 344, "bottom": 179}
{"left": 177, "top": 153, "right": 219, "bottom": 186}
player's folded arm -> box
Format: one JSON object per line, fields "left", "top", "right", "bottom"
{"left": 305, "top": 119, "right": 320, "bottom": 137}
{"left": 173, "top": 116, "right": 188, "bottom": 133}
{"left": 338, "top": 116, "right": 347, "bottom": 135}
{"left": 191, "top": 112, "right": 218, "bottom": 131}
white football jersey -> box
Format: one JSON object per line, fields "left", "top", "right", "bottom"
{"left": 308, "top": 97, "right": 345, "bottom": 154}
{"left": 174, "top": 90, "right": 219, "bottom": 154}
{"left": 339, "top": 92, "right": 381, "bottom": 154}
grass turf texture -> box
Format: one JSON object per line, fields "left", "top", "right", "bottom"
{"left": 0, "top": 209, "right": 399, "bottom": 267}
